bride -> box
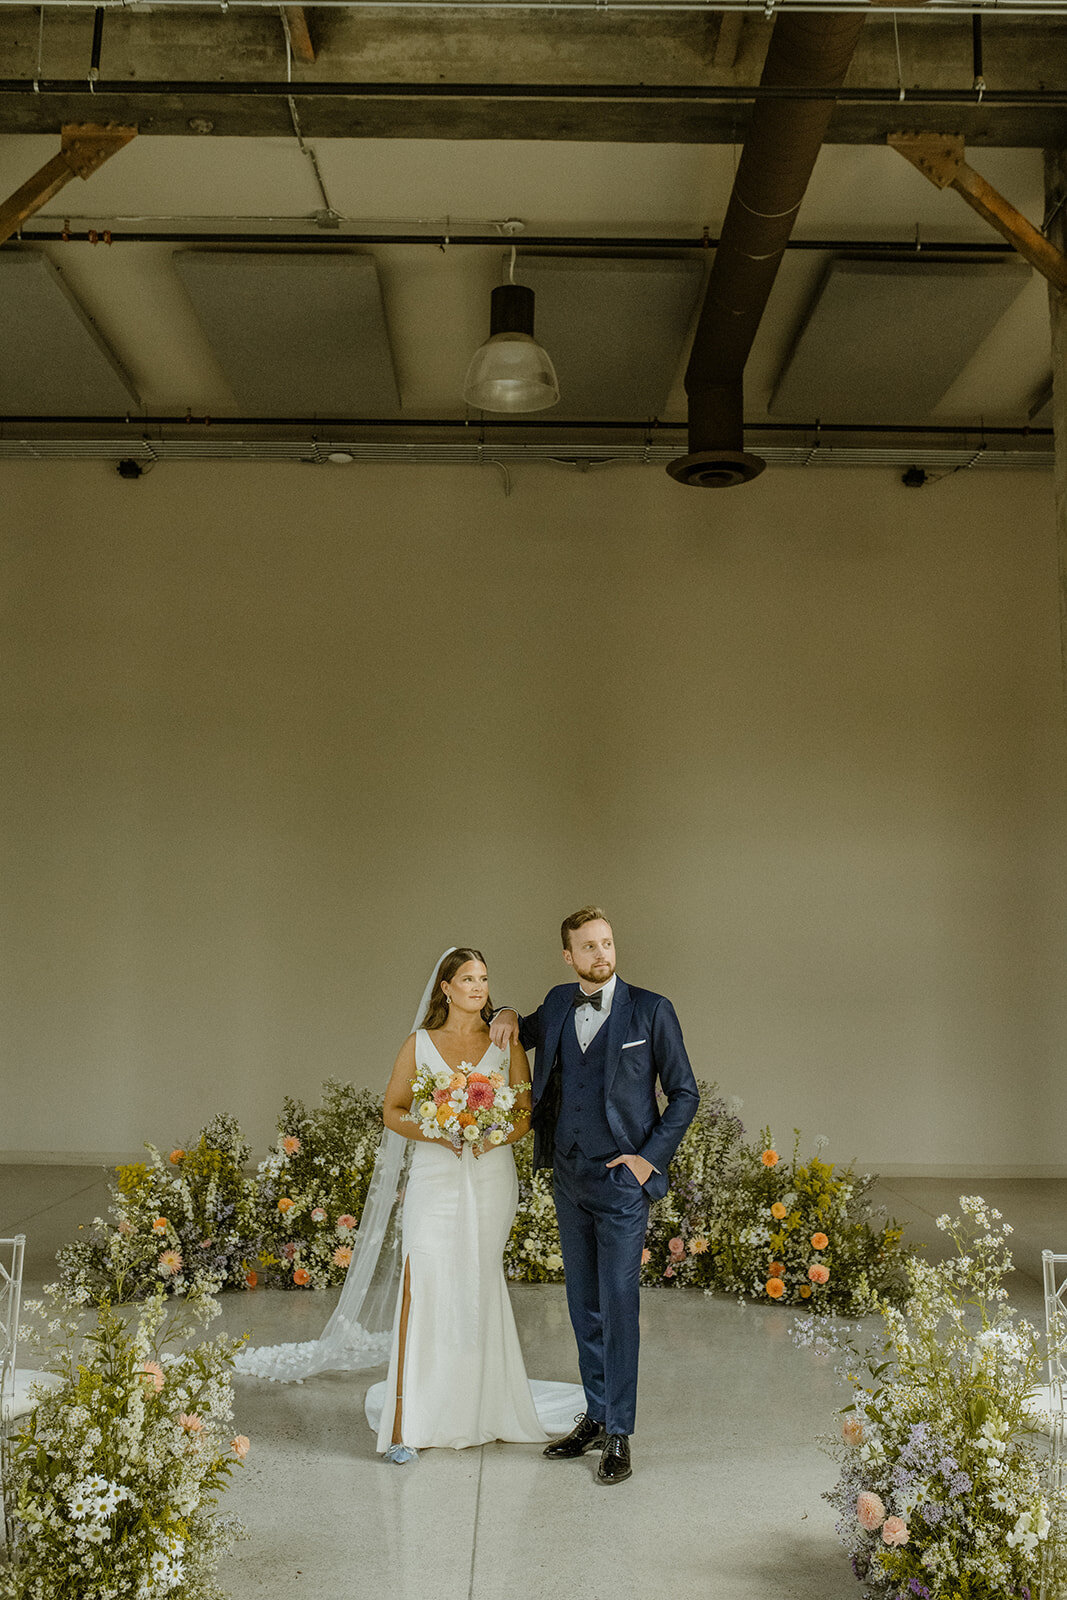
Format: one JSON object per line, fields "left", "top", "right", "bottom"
{"left": 235, "top": 947, "right": 581, "bottom": 1461}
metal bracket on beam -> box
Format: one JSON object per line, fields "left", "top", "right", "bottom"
{"left": 0, "top": 121, "right": 135, "bottom": 248}
{"left": 889, "top": 129, "right": 1067, "bottom": 295}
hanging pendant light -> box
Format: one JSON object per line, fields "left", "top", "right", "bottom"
{"left": 463, "top": 248, "right": 560, "bottom": 414}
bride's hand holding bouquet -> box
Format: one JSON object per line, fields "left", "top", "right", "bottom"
{"left": 404, "top": 1061, "right": 531, "bottom": 1157}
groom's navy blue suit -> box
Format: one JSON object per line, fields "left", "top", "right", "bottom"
{"left": 518, "top": 978, "right": 698, "bottom": 1436}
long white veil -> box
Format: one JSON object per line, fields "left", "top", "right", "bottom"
{"left": 234, "top": 949, "right": 456, "bottom": 1383}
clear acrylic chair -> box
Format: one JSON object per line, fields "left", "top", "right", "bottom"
{"left": 1039, "top": 1250, "right": 1067, "bottom": 1600}
{"left": 1, "top": 1236, "right": 62, "bottom": 1558}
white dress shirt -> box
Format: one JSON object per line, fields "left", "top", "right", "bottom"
{"left": 574, "top": 972, "right": 617, "bottom": 1053}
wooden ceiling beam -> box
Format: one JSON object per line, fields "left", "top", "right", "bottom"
{"left": 0, "top": 122, "right": 136, "bottom": 248}
{"left": 283, "top": 7, "right": 316, "bottom": 64}
{"left": 889, "top": 130, "right": 1067, "bottom": 295}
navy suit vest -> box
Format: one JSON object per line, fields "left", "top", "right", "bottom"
{"left": 555, "top": 1013, "right": 615, "bottom": 1159}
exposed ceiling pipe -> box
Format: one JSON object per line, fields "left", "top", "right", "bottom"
{"left": 668, "top": 10, "right": 867, "bottom": 488}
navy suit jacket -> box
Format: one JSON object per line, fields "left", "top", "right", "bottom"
{"left": 518, "top": 978, "right": 699, "bottom": 1203}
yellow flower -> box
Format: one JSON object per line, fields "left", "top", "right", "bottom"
{"left": 771, "top": 1202, "right": 788, "bottom": 1220}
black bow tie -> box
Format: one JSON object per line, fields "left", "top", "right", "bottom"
{"left": 573, "top": 988, "right": 603, "bottom": 1010}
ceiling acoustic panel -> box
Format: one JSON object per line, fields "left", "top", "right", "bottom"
{"left": 770, "top": 256, "right": 1033, "bottom": 424}
{"left": 515, "top": 255, "right": 705, "bottom": 419}
{"left": 173, "top": 251, "right": 400, "bottom": 416}
{"left": 0, "top": 252, "right": 140, "bottom": 414}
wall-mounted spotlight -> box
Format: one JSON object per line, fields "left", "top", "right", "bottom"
{"left": 463, "top": 246, "right": 559, "bottom": 414}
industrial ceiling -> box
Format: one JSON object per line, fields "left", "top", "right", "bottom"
{"left": 0, "top": 3, "right": 1063, "bottom": 471}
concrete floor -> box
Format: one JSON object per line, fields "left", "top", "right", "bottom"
{"left": 2, "top": 1168, "right": 1061, "bottom": 1600}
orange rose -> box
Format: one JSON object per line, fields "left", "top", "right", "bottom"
{"left": 768, "top": 1261, "right": 785, "bottom": 1276}
{"left": 436, "top": 1105, "right": 454, "bottom": 1127}
{"left": 449, "top": 1072, "right": 468, "bottom": 1091}
{"left": 761, "top": 1149, "right": 779, "bottom": 1167}
{"left": 244, "top": 1270, "right": 258, "bottom": 1290}
{"left": 808, "top": 1263, "right": 830, "bottom": 1285}
{"left": 771, "top": 1202, "right": 788, "bottom": 1220}
{"left": 277, "top": 1197, "right": 294, "bottom": 1213}
{"left": 488, "top": 1072, "right": 505, "bottom": 1088}
{"left": 799, "top": 1284, "right": 812, "bottom": 1299}
{"left": 457, "top": 1112, "right": 477, "bottom": 1128}
{"left": 293, "top": 1266, "right": 311, "bottom": 1286}
{"left": 467, "top": 1072, "right": 490, "bottom": 1084}
{"left": 766, "top": 1277, "right": 786, "bottom": 1299}
{"left": 811, "top": 1232, "right": 829, "bottom": 1251}
{"left": 168, "top": 1149, "right": 185, "bottom": 1165}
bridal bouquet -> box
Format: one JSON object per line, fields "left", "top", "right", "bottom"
{"left": 404, "top": 1060, "right": 527, "bottom": 1154}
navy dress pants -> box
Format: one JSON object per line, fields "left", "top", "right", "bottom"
{"left": 552, "top": 1147, "right": 650, "bottom": 1437}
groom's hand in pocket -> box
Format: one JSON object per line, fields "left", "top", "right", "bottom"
{"left": 606, "top": 1153, "right": 654, "bottom": 1187}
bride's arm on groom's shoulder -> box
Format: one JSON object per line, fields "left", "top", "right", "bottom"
{"left": 382, "top": 1033, "right": 460, "bottom": 1155}
{"left": 502, "top": 1040, "right": 533, "bottom": 1145}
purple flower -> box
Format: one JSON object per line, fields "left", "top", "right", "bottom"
{"left": 908, "top": 1583, "right": 931, "bottom": 1600}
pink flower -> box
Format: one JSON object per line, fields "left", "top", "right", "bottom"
{"left": 808, "top": 1263, "right": 830, "bottom": 1285}
{"left": 488, "top": 1072, "right": 505, "bottom": 1088}
{"left": 856, "top": 1492, "right": 886, "bottom": 1532}
{"left": 841, "top": 1417, "right": 864, "bottom": 1446}
{"left": 337, "top": 1215, "right": 356, "bottom": 1231}
{"left": 281, "top": 1242, "right": 297, "bottom": 1260}
{"left": 199, "top": 1239, "right": 213, "bottom": 1250}
{"left": 332, "top": 1245, "right": 353, "bottom": 1268}
{"left": 433, "top": 1088, "right": 451, "bottom": 1106}
{"left": 231, "top": 1434, "right": 251, "bottom": 1460}
{"left": 140, "top": 1361, "right": 164, "bottom": 1392}
{"left": 117, "top": 1218, "right": 133, "bottom": 1236}
{"left": 310, "top": 1208, "right": 327, "bottom": 1222}
{"left": 881, "top": 1517, "right": 909, "bottom": 1547}
{"left": 178, "top": 1412, "right": 204, "bottom": 1434}
{"left": 158, "top": 1249, "right": 183, "bottom": 1277}
{"left": 668, "top": 1236, "right": 686, "bottom": 1262}
{"left": 640, "top": 1248, "right": 651, "bottom": 1265}
{"left": 664, "top": 1266, "right": 675, "bottom": 1278}
{"left": 466, "top": 1080, "right": 495, "bottom": 1111}
{"left": 281, "top": 1135, "right": 301, "bottom": 1156}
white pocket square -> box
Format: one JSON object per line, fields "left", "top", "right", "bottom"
{"left": 621, "top": 1039, "right": 646, "bottom": 1050}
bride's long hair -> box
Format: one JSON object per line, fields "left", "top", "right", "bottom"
{"left": 418, "top": 947, "right": 493, "bottom": 1031}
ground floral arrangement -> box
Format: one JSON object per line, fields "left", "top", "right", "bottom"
{"left": 0, "top": 1282, "right": 247, "bottom": 1600}
{"left": 802, "top": 1197, "right": 1066, "bottom": 1600}
{"left": 58, "top": 1079, "right": 908, "bottom": 1314}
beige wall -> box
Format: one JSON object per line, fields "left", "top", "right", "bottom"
{"left": 2, "top": 459, "right": 1065, "bottom": 1174}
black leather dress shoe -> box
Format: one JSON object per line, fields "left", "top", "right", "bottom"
{"left": 596, "top": 1434, "right": 632, "bottom": 1485}
{"left": 543, "top": 1413, "right": 607, "bottom": 1459}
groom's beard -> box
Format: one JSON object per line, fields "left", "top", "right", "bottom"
{"left": 571, "top": 957, "right": 615, "bottom": 988}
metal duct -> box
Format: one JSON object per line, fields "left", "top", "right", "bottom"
{"left": 669, "top": 11, "right": 866, "bottom": 489}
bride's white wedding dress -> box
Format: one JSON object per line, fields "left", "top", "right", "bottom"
{"left": 365, "top": 1031, "right": 582, "bottom": 1450}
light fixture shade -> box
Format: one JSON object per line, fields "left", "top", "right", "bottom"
{"left": 463, "top": 282, "right": 560, "bottom": 413}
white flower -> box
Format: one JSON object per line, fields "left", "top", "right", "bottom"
{"left": 418, "top": 1100, "right": 436, "bottom": 1120}
{"left": 433, "top": 1070, "right": 452, "bottom": 1090}
{"left": 487, "top": 1129, "right": 505, "bottom": 1146}
{"left": 463, "top": 1125, "right": 480, "bottom": 1143}
{"left": 544, "top": 1254, "right": 564, "bottom": 1271}
{"left": 495, "top": 1086, "right": 516, "bottom": 1112}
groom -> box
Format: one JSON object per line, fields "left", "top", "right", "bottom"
{"left": 491, "top": 906, "right": 699, "bottom": 1484}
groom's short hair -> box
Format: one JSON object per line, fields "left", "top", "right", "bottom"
{"left": 561, "top": 905, "right": 609, "bottom": 949}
